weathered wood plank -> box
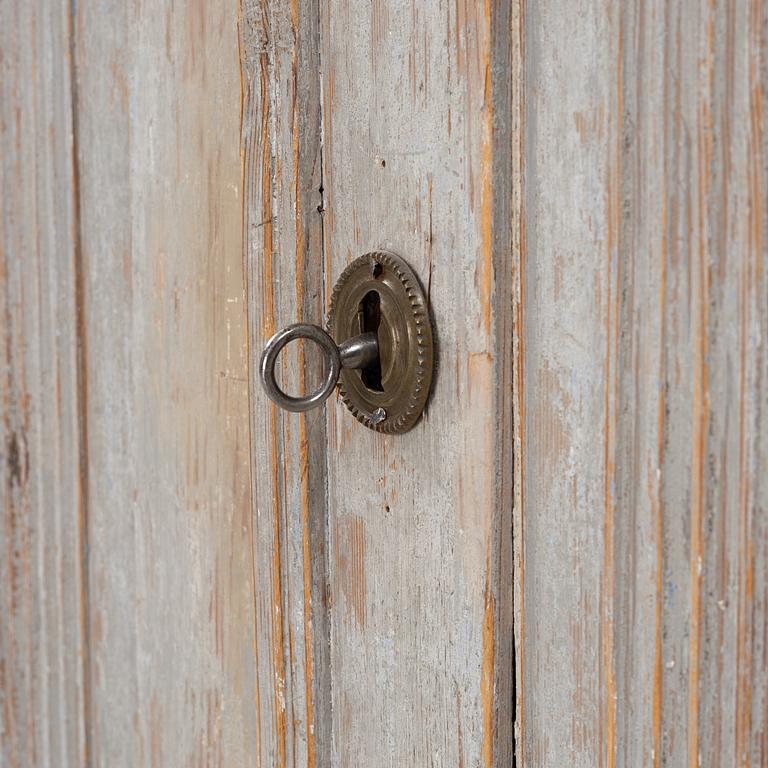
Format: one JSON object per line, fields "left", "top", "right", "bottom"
{"left": 516, "top": 1, "right": 768, "bottom": 765}
{"left": 319, "top": 0, "right": 515, "bottom": 764}
{"left": 0, "top": 3, "right": 87, "bottom": 766}
{"left": 73, "top": 2, "right": 258, "bottom": 764}
{"left": 5, "top": 1, "right": 766, "bottom": 766}
{"left": 240, "top": 0, "right": 330, "bottom": 764}
{"left": 516, "top": 3, "right": 620, "bottom": 764}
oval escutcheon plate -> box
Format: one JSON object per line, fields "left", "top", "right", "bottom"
{"left": 327, "top": 251, "right": 433, "bottom": 434}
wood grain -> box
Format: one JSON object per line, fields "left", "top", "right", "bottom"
{"left": 0, "top": 3, "right": 87, "bottom": 765}
{"left": 240, "top": 0, "right": 331, "bottom": 765}
{"left": 319, "top": 0, "right": 515, "bottom": 765}
{"left": 72, "top": 1, "right": 257, "bottom": 765}
{"left": 4, "top": 0, "right": 767, "bottom": 765}
{"left": 516, "top": 1, "right": 768, "bottom": 765}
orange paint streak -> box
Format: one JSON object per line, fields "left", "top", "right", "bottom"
{"left": 735, "top": 256, "right": 751, "bottom": 767}
{"left": 652, "top": 194, "right": 667, "bottom": 768}
{"left": 258, "top": 47, "right": 287, "bottom": 765}
{"left": 290, "top": 22, "right": 317, "bottom": 760}
{"left": 686, "top": 298, "right": 706, "bottom": 768}
{"left": 735, "top": 10, "right": 763, "bottom": 754}
{"left": 601, "top": 18, "right": 622, "bottom": 768}
{"left": 481, "top": 550, "right": 495, "bottom": 768}
{"left": 237, "top": 7, "right": 245, "bottom": 152}
{"left": 512, "top": 3, "right": 526, "bottom": 761}
{"left": 601, "top": 295, "right": 617, "bottom": 768}
{"left": 687, "top": 10, "right": 714, "bottom": 765}
{"left": 479, "top": 15, "right": 493, "bottom": 338}
{"left": 350, "top": 518, "right": 366, "bottom": 627}
{"left": 299, "top": 428, "right": 316, "bottom": 767}
{"left": 270, "top": 409, "right": 287, "bottom": 768}
{"left": 260, "top": 63, "right": 276, "bottom": 338}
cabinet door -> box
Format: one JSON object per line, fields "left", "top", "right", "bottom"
{"left": 243, "top": 1, "right": 515, "bottom": 764}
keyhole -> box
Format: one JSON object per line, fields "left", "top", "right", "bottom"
{"left": 359, "top": 290, "right": 383, "bottom": 392}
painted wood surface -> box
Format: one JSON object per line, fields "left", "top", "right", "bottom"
{"left": 241, "top": 1, "right": 516, "bottom": 764}
{"left": 4, "top": 1, "right": 261, "bottom": 765}
{"left": 3, "top": 0, "right": 767, "bottom": 766}
{"left": 240, "top": 0, "right": 332, "bottom": 764}
{"left": 515, "top": 1, "right": 768, "bottom": 766}
{"left": 73, "top": 1, "right": 258, "bottom": 764}
{"left": 1, "top": 4, "right": 87, "bottom": 765}
{"left": 318, "top": 1, "right": 515, "bottom": 765}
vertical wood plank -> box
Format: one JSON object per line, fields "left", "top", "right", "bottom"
{"left": 0, "top": 3, "right": 88, "bottom": 766}
{"left": 319, "top": 0, "right": 515, "bottom": 765}
{"left": 518, "top": 2, "right": 619, "bottom": 764}
{"left": 517, "top": 1, "right": 768, "bottom": 766}
{"left": 240, "top": 0, "right": 331, "bottom": 765}
{"left": 73, "top": 2, "right": 258, "bottom": 764}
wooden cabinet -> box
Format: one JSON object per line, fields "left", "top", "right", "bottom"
{"left": 2, "top": 1, "right": 766, "bottom": 765}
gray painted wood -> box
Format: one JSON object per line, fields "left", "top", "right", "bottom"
{"left": 241, "top": 1, "right": 516, "bottom": 764}
{"left": 318, "top": 1, "right": 515, "bottom": 765}
{"left": 3, "top": 0, "right": 767, "bottom": 766}
{"left": 240, "top": 0, "right": 331, "bottom": 764}
{"left": 73, "top": 2, "right": 258, "bottom": 765}
{"left": 1, "top": 4, "right": 87, "bottom": 766}
{"left": 516, "top": 1, "right": 768, "bottom": 766}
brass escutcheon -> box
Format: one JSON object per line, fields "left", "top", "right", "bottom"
{"left": 259, "top": 251, "right": 433, "bottom": 434}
